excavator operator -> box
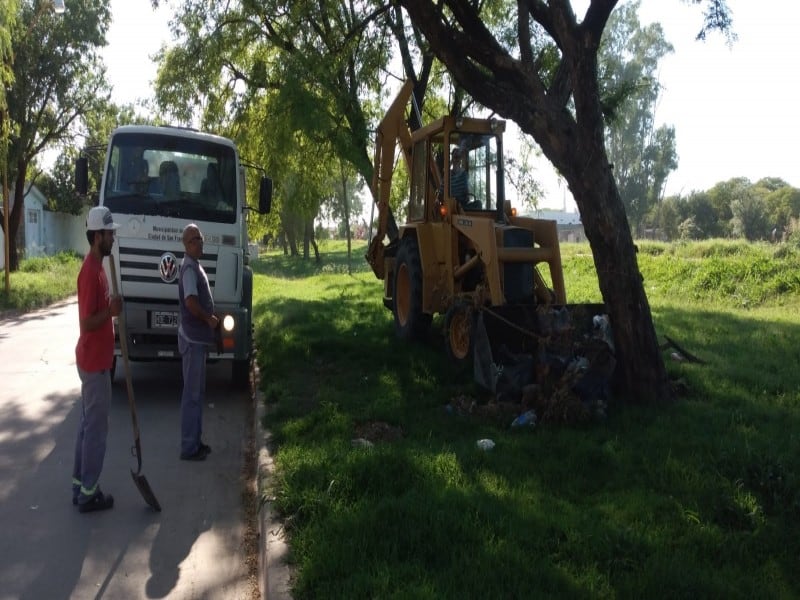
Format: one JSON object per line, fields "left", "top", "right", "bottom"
{"left": 449, "top": 147, "right": 469, "bottom": 207}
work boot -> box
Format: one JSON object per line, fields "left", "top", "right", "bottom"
{"left": 78, "top": 490, "right": 114, "bottom": 513}
{"left": 180, "top": 445, "right": 209, "bottom": 461}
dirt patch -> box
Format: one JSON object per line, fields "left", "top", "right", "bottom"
{"left": 353, "top": 421, "right": 404, "bottom": 443}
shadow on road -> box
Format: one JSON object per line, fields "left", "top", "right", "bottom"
{"left": 0, "top": 357, "right": 251, "bottom": 599}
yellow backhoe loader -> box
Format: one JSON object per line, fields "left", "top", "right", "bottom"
{"left": 366, "top": 81, "right": 610, "bottom": 402}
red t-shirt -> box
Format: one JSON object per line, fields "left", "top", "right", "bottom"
{"left": 75, "top": 253, "right": 114, "bottom": 372}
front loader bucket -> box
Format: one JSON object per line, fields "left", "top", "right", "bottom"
{"left": 481, "top": 303, "right": 605, "bottom": 356}
{"left": 473, "top": 303, "right": 608, "bottom": 392}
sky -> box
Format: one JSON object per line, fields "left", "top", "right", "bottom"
{"left": 100, "top": 0, "right": 800, "bottom": 211}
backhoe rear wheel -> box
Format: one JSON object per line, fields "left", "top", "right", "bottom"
{"left": 393, "top": 237, "right": 431, "bottom": 341}
{"left": 444, "top": 302, "right": 475, "bottom": 369}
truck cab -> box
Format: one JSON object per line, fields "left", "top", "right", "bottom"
{"left": 78, "top": 125, "right": 271, "bottom": 387}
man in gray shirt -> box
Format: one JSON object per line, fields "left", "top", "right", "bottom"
{"left": 177, "top": 223, "right": 219, "bottom": 461}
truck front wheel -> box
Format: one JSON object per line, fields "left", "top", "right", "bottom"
{"left": 232, "top": 267, "right": 254, "bottom": 391}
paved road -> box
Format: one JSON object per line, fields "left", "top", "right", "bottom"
{"left": 0, "top": 297, "right": 258, "bottom": 600}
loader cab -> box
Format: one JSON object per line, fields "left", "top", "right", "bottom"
{"left": 408, "top": 116, "right": 507, "bottom": 223}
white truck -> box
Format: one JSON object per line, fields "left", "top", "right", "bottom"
{"left": 76, "top": 125, "right": 272, "bottom": 388}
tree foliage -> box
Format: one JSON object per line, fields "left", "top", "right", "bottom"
{"left": 36, "top": 151, "right": 80, "bottom": 213}
{"left": 505, "top": 135, "right": 545, "bottom": 209}
{"left": 599, "top": 1, "right": 677, "bottom": 233}
{"left": 2, "top": 0, "right": 111, "bottom": 270}
{"left": 154, "top": 0, "right": 408, "bottom": 253}
{"left": 655, "top": 177, "right": 800, "bottom": 242}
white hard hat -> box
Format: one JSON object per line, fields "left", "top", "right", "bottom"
{"left": 86, "top": 206, "right": 120, "bottom": 232}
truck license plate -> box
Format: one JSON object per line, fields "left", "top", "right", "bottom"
{"left": 153, "top": 311, "right": 179, "bottom": 328}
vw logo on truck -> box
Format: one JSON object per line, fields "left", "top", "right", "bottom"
{"left": 159, "top": 252, "right": 179, "bottom": 283}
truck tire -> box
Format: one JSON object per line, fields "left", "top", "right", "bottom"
{"left": 231, "top": 358, "right": 251, "bottom": 390}
{"left": 393, "top": 237, "right": 431, "bottom": 340}
{"left": 444, "top": 302, "right": 475, "bottom": 369}
{"left": 232, "top": 267, "right": 254, "bottom": 390}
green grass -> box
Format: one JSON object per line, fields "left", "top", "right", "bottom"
{"left": 0, "top": 252, "right": 83, "bottom": 314}
{"left": 253, "top": 239, "right": 800, "bottom": 598}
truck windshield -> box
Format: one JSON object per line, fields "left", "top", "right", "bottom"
{"left": 103, "top": 131, "right": 238, "bottom": 224}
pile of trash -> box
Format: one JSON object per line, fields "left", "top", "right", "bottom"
{"left": 473, "top": 306, "right": 616, "bottom": 425}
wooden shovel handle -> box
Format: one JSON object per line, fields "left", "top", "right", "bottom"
{"left": 108, "top": 257, "right": 142, "bottom": 466}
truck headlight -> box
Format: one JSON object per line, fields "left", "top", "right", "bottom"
{"left": 222, "top": 315, "right": 235, "bottom": 332}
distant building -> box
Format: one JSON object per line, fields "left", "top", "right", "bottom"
{"left": 0, "top": 184, "right": 88, "bottom": 268}
{"left": 526, "top": 208, "right": 586, "bottom": 243}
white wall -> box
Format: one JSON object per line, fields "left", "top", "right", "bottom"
{"left": 1, "top": 185, "right": 89, "bottom": 268}
{"left": 41, "top": 206, "right": 90, "bottom": 256}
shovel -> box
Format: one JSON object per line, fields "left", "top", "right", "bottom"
{"left": 109, "top": 258, "right": 162, "bottom": 512}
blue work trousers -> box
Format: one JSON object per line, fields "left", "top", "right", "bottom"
{"left": 179, "top": 336, "right": 207, "bottom": 456}
{"left": 73, "top": 367, "right": 111, "bottom": 500}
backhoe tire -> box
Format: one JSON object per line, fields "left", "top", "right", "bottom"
{"left": 444, "top": 302, "right": 475, "bottom": 369}
{"left": 393, "top": 237, "right": 431, "bottom": 341}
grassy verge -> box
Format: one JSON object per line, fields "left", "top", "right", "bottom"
{"left": 0, "top": 252, "right": 82, "bottom": 314}
{"left": 254, "top": 239, "right": 800, "bottom": 598}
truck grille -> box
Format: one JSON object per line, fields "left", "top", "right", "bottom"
{"left": 118, "top": 245, "right": 217, "bottom": 286}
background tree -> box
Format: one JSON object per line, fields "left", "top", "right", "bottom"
{"left": 154, "top": 0, "right": 449, "bottom": 246}
{"left": 155, "top": 0, "right": 388, "bottom": 182}
{"left": 325, "top": 161, "right": 365, "bottom": 270}
{"left": 649, "top": 179, "right": 800, "bottom": 242}
{"left": 35, "top": 151, "right": 80, "bottom": 213}
{"left": 395, "top": 0, "right": 733, "bottom": 403}
{"left": 730, "top": 187, "right": 768, "bottom": 241}
{"left": 655, "top": 195, "right": 681, "bottom": 240}
{"left": 755, "top": 177, "right": 799, "bottom": 240}
{"left": 0, "top": 1, "right": 16, "bottom": 87}
{"left": 705, "top": 176, "right": 749, "bottom": 238}
{"left": 684, "top": 191, "right": 719, "bottom": 239}
{"left": 505, "top": 136, "right": 545, "bottom": 209}
{"left": 2, "top": 0, "right": 111, "bottom": 270}
{"left": 1, "top": 0, "right": 18, "bottom": 173}
{"left": 1, "top": 1, "right": 19, "bottom": 283}
{"left": 38, "top": 100, "right": 139, "bottom": 211}
{"left": 601, "top": 0, "right": 677, "bottom": 234}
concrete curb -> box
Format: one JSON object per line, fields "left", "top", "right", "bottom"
{"left": 253, "top": 366, "right": 292, "bottom": 600}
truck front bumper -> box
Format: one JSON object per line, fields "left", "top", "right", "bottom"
{"left": 116, "top": 301, "right": 252, "bottom": 361}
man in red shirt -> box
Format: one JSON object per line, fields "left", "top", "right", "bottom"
{"left": 72, "top": 206, "right": 122, "bottom": 512}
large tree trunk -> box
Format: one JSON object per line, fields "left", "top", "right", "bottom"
{"left": 396, "top": 0, "right": 672, "bottom": 404}
{"left": 565, "top": 45, "right": 672, "bottom": 404}
{"left": 568, "top": 148, "right": 671, "bottom": 404}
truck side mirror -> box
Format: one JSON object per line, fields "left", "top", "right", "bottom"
{"left": 75, "top": 157, "right": 88, "bottom": 195}
{"left": 259, "top": 176, "right": 272, "bottom": 214}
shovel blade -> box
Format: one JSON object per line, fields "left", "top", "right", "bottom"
{"left": 131, "top": 469, "right": 162, "bottom": 512}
